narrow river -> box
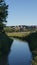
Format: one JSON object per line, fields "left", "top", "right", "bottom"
{"left": 8, "top": 39, "right": 32, "bottom": 65}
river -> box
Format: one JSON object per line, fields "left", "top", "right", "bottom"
{"left": 8, "top": 39, "right": 32, "bottom": 65}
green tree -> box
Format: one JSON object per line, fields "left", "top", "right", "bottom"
{"left": 0, "top": 0, "right": 8, "bottom": 31}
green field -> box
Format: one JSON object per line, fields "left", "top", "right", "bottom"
{"left": 6, "top": 32, "right": 31, "bottom": 37}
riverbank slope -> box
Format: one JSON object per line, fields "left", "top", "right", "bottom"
{"left": 24, "top": 32, "right": 37, "bottom": 65}
{"left": 0, "top": 32, "right": 13, "bottom": 55}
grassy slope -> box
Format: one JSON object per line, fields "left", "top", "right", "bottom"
{"left": 24, "top": 32, "right": 37, "bottom": 65}
{"left": 0, "top": 32, "right": 13, "bottom": 65}
{"left": 0, "top": 32, "right": 13, "bottom": 56}
{"left": 24, "top": 32, "right": 37, "bottom": 50}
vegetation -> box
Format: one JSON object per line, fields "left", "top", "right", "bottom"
{"left": 0, "top": 32, "right": 13, "bottom": 54}
{"left": 0, "top": 0, "right": 8, "bottom": 31}
{"left": 24, "top": 32, "right": 37, "bottom": 65}
{"left": 4, "top": 27, "right": 15, "bottom": 32}
{"left": 24, "top": 32, "right": 37, "bottom": 50}
{"left": 4, "top": 25, "right": 37, "bottom": 32}
{"left": 7, "top": 32, "right": 30, "bottom": 37}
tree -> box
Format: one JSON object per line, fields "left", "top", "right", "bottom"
{"left": 0, "top": 0, "right": 8, "bottom": 31}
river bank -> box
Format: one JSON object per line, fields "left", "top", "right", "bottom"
{"left": 0, "top": 32, "right": 13, "bottom": 65}
{"left": 0, "top": 32, "right": 13, "bottom": 56}
{"left": 25, "top": 32, "right": 37, "bottom": 65}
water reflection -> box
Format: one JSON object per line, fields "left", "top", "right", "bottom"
{"left": 8, "top": 39, "right": 32, "bottom": 65}
{"left": 0, "top": 38, "right": 13, "bottom": 65}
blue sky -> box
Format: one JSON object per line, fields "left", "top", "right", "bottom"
{"left": 6, "top": 0, "right": 37, "bottom": 26}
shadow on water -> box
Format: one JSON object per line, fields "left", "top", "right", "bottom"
{"left": 0, "top": 32, "right": 13, "bottom": 65}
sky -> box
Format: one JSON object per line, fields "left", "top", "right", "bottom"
{"left": 6, "top": 0, "right": 37, "bottom": 26}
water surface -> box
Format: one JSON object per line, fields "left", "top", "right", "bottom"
{"left": 8, "top": 39, "right": 32, "bottom": 65}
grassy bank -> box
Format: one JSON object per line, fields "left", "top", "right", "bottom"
{"left": 0, "top": 32, "right": 13, "bottom": 56}
{"left": 24, "top": 32, "right": 37, "bottom": 65}
{"left": 0, "top": 32, "right": 13, "bottom": 65}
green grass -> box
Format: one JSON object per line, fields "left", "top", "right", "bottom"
{"left": 6, "top": 32, "right": 30, "bottom": 37}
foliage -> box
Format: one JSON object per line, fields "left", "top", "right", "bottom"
{"left": 0, "top": 0, "right": 8, "bottom": 30}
